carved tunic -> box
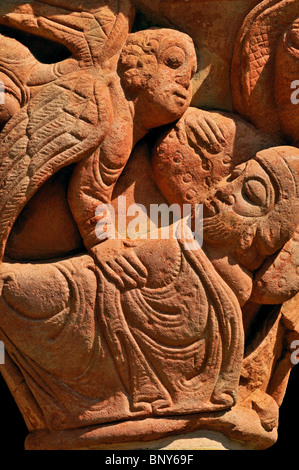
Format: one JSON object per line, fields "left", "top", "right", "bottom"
{"left": 0, "top": 240, "right": 243, "bottom": 431}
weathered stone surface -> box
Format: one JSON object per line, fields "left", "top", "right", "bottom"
{"left": 0, "top": 0, "right": 298, "bottom": 451}
{"left": 134, "top": 0, "right": 262, "bottom": 110}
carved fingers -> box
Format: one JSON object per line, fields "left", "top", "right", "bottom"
{"left": 92, "top": 241, "right": 148, "bottom": 291}
{"left": 185, "top": 110, "right": 227, "bottom": 153}
{"left": 106, "top": 252, "right": 148, "bottom": 290}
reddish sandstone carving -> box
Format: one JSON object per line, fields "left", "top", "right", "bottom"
{"left": 0, "top": 0, "right": 298, "bottom": 451}
{"left": 231, "top": 0, "right": 299, "bottom": 144}
{"left": 0, "top": 1, "right": 196, "bottom": 264}
{"left": 151, "top": 107, "right": 277, "bottom": 208}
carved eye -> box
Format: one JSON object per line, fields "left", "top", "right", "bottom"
{"left": 243, "top": 179, "right": 268, "bottom": 206}
{"left": 161, "top": 46, "right": 186, "bottom": 69}
{"left": 289, "top": 19, "right": 299, "bottom": 49}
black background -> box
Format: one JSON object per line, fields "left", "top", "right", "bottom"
{"left": 0, "top": 365, "right": 298, "bottom": 452}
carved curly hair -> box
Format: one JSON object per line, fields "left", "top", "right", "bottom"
{"left": 118, "top": 28, "right": 194, "bottom": 94}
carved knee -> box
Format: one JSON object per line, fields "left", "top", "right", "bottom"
{"left": 0, "top": 263, "right": 70, "bottom": 319}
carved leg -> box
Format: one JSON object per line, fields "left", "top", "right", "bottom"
{"left": 0, "top": 262, "right": 70, "bottom": 320}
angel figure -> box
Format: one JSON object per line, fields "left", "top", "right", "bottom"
{"left": 0, "top": 0, "right": 197, "bottom": 264}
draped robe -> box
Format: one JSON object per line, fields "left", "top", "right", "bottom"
{"left": 0, "top": 238, "right": 244, "bottom": 433}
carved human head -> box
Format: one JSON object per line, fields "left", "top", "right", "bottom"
{"left": 202, "top": 146, "right": 299, "bottom": 269}
{"left": 118, "top": 28, "right": 197, "bottom": 127}
{"left": 151, "top": 108, "right": 276, "bottom": 209}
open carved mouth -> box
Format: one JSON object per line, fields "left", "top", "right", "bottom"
{"left": 173, "top": 89, "right": 188, "bottom": 100}
{"left": 202, "top": 198, "right": 219, "bottom": 218}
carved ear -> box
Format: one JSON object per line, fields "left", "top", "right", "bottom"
{"left": 120, "top": 68, "right": 145, "bottom": 95}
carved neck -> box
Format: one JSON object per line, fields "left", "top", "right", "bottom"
{"left": 202, "top": 243, "right": 253, "bottom": 307}
{"left": 110, "top": 77, "right": 148, "bottom": 146}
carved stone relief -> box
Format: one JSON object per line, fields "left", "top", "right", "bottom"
{"left": 0, "top": 0, "right": 298, "bottom": 450}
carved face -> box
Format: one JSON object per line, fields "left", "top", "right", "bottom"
{"left": 120, "top": 29, "right": 197, "bottom": 128}
{"left": 142, "top": 33, "right": 197, "bottom": 125}
{"left": 202, "top": 159, "right": 276, "bottom": 247}
{"left": 203, "top": 160, "right": 275, "bottom": 219}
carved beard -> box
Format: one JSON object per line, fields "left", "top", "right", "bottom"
{"left": 202, "top": 212, "right": 250, "bottom": 244}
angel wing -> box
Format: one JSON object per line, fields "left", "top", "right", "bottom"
{"left": 0, "top": 70, "right": 113, "bottom": 262}
{"left": 0, "top": 0, "right": 134, "bottom": 66}
{"left": 231, "top": 0, "right": 299, "bottom": 137}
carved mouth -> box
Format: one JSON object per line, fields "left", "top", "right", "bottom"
{"left": 203, "top": 198, "right": 219, "bottom": 218}
{"left": 173, "top": 90, "right": 188, "bottom": 100}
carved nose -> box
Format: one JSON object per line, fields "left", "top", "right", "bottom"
{"left": 215, "top": 189, "right": 234, "bottom": 205}
{"left": 175, "top": 73, "right": 190, "bottom": 90}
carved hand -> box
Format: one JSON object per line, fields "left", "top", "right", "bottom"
{"left": 91, "top": 239, "right": 148, "bottom": 291}
{"left": 184, "top": 109, "right": 227, "bottom": 153}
